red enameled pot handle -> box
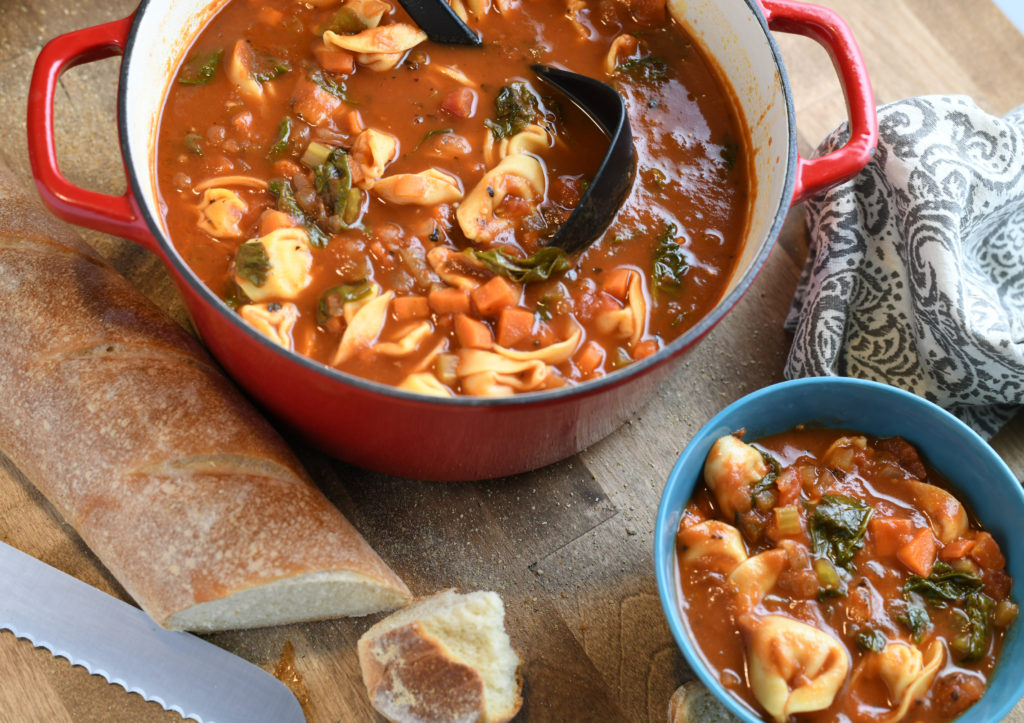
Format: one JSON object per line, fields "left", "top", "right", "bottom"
{"left": 26, "top": 14, "right": 156, "bottom": 251}
{"left": 760, "top": 0, "right": 879, "bottom": 204}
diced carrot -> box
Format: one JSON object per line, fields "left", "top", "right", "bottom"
{"left": 454, "top": 314, "right": 493, "bottom": 349}
{"left": 393, "top": 295, "right": 430, "bottom": 321}
{"left": 272, "top": 159, "right": 301, "bottom": 179}
{"left": 868, "top": 517, "right": 915, "bottom": 557}
{"left": 314, "top": 45, "right": 355, "bottom": 75}
{"left": 576, "top": 341, "right": 605, "bottom": 375}
{"left": 601, "top": 268, "right": 633, "bottom": 300}
{"left": 633, "top": 339, "right": 658, "bottom": 360}
{"left": 939, "top": 538, "right": 976, "bottom": 561}
{"left": 897, "top": 528, "right": 938, "bottom": 577}
{"left": 259, "top": 209, "right": 294, "bottom": 236}
{"left": 471, "top": 276, "right": 520, "bottom": 317}
{"left": 440, "top": 87, "right": 478, "bottom": 118}
{"left": 496, "top": 306, "right": 535, "bottom": 347}
{"left": 257, "top": 6, "right": 283, "bottom": 25}
{"left": 343, "top": 109, "right": 365, "bottom": 135}
{"left": 428, "top": 287, "right": 471, "bottom": 315}
{"left": 969, "top": 531, "right": 1006, "bottom": 571}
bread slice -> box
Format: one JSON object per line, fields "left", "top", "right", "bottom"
{"left": 0, "top": 165, "right": 411, "bottom": 631}
{"left": 358, "top": 590, "right": 523, "bottom": 723}
{"left": 668, "top": 681, "right": 742, "bottom": 723}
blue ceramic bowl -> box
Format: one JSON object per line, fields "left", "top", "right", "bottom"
{"left": 654, "top": 377, "right": 1024, "bottom": 721}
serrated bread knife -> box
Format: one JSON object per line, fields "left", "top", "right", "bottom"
{"left": 0, "top": 540, "right": 306, "bottom": 722}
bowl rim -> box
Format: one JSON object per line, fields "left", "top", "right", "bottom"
{"left": 117, "top": 0, "right": 798, "bottom": 408}
{"left": 654, "top": 376, "right": 1024, "bottom": 722}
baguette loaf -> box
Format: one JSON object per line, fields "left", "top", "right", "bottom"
{"left": 0, "top": 166, "right": 410, "bottom": 631}
{"left": 358, "top": 589, "right": 523, "bottom": 723}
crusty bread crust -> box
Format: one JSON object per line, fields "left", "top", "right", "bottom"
{"left": 0, "top": 167, "right": 410, "bottom": 630}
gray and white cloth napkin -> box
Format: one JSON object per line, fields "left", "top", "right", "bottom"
{"left": 785, "top": 96, "right": 1024, "bottom": 438}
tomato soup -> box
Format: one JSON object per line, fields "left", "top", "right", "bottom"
{"left": 676, "top": 428, "right": 1016, "bottom": 722}
{"left": 156, "top": 0, "right": 750, "bottom": 396}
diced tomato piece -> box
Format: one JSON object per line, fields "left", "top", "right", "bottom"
{"left": 471, "top": 276, "right": 520, "bottom": 317}
{"left": 440, "top": 87, "right": 477, "bottom": 118}
{"left": 939, "top": 537, "right": 976, "bottom": 561}
{"left": 868, "top": 517, "right": 915, "bottom": 557}
{"left": 392, "top": 295, "right": 430, "bottom": 321}
{"left": 258, "top": 209, "right": 293, "bottom": 236}
{"left": 969, "top": 531, "right": 1006, "bottom": 571}
{"left": 897, "top": 528, "right": 938, "bottom": 577}
{"left": 272, "top": 159, "right": 301, "bottom": 178}
{"left": 454, "top": 314, "right": 493, "bottom": 349}
{"left": 314, "top": 45, "right": 355, "bottom": 75}
{"left": 258, "top": 6, "right": 283, "bottom": 25}
{"left": 428, "top": 287, "right": 471, "bottom": 315}
{"left": 633, "top": 339, "right": 658, "bottom": 360}
{"left": 291, "top": 77, "right": 342, "bottom": 126}
{"left": 496, "top": 306, "right": 535, "bottom": 348}
{"left": 601, "top": 268, "right": 633, "bottom": 301}
{"left": 576, "top": 340, "right": 605, "bottom": 376}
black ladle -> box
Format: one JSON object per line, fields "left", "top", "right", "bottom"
{"left": 396, "top": 0, "right": 482, "bottom": 45}
{"left": 531, "top": 64, "right": 636, "bottom": 255}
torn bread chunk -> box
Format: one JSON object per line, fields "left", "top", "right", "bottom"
{"left": 358, "top": 589, "right": 523, "bottom": 723}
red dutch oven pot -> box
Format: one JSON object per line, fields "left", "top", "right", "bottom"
{"left": 27, "top": 0, "right": 877, "bottom": 481}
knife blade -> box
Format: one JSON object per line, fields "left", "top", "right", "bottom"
{"left": 0, "top": 540, "right": 306, "bottom": 723}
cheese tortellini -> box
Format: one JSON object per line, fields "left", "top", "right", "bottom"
{"left": 702, "top": 434, "right": 769, "bottom": 522}
{"left": 745, "top": 615, "right": 850, "bottom": 723}
{"left": 233, "top": 227, "right": 313, "bottom": 302}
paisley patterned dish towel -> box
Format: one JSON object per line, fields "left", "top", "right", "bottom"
{"left": 785, "top": 96, "right": 1024, "bottom": 439}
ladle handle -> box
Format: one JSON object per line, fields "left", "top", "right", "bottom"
{"left": 27, "top": 14, "right": 156, "bottom": 250}
{"left": 761, "top": 0, "right": 878, "bottom": 204}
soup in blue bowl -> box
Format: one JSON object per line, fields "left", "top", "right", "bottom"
{"left": 654, "top": 377, "right": 1023, "bottom": 722}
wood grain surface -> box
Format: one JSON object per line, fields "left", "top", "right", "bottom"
{"left": 1, "top": 1, "right": 1023, "bottom": 721}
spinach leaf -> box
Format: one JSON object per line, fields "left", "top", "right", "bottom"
{"left": 310, "top": 69, "right": 348, "bottom": 100}
{"left": 809, "top": 494, "right": 872, "bottom": 571}
{"left": 895, "top": 604, "right": 931, "bottom": 644}
{"left": 268, "top": 178, "right": 329, "bottom": 248}
{"left": 856, "top": 629, "right": 887, "bottom": 653}
{"left": 951, "top": 592, "right": 994, "bottom": 662}
{"left": 749, "top": 451, "right": 781, "bottom": 510}
{"left": 485, "top": 82, "right": 542, "bottom": 140}
{"left": 178, "top": 50, "right": 222, "bottom": 85}
{"left": 903, "top": 561, "right": 984, "bottom": 604}
{"left": 267, "top": 117, "right": 292, "bottom": 160}
{"left": 616, "top": 56, "right": 669, "bottom": 82}
{"left": 184, "top": 132, "right": 204, "bottom": 157}
{"left": 651, "top": 222, "right": 689, "bottom": 297}
{"left": 467, "top": 247, "right": 570, "bottom": 283}
{"left": 235, "top": 242, "right": 271, "bottom": 287}
{"left": 317, "top": 281, "right": 375, "bottom": 325}
{"left": 250, "top": 52, "right": 291, "bottom": 83}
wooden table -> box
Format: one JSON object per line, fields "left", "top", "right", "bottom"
{"left": 1, "top": 1, "right": 1023, "bottom": 721}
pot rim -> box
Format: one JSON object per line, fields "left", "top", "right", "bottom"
{"left": 119, "top": 0, "right": 798, "bottom": 408}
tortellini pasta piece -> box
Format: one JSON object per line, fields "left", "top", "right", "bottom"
{"left": 373, "top": 169, "right": 464, "bottom": 206}
{"left": 399, "top": 372, "right": 454, "bottom": 397}
{"left": 233, "top": 227, "right": 313, "bottom": 302}
{"left": 494, "top": 326, "right": 581, "bottom": 366}
{"left": 745, "top": 615, "right": 850, "bottom": 723}
{"left": 702, "top": 434, "right": 769, "bottom": 522}
{"left": 239, "top": 302, "right": 299, "bottom": 350}
{"left": 225, "top": 39, "right": 269, "bottom": 100}
{"left": 869, "top": 640, "right": 944, "bottom": 722}
{"left": 676, "top": 520, "right": 747, "bottom": 576}
{"left": 426, "top": 246, "right": 487, "bottom": 290}
{"left": 324, "top": 24, "right": 427, "bottom": 71}
{"left": 351, "top": 128, "right": 399, "bottom": 189}
{"left": 594, "top": 269, "right": 646, "bottom": 348}
{"left": 332, "top": 290, "right": 395, "bottom": 365}
{"left": 903, "top": 479, "right": 969, "bottom": 544}
{"left": 457, "top": 349, "right": 552, "bottom": 396}
{"left": 605, "top": 34, "right": 639, "bottom": 75}
{"left": 373, "top": 321, "right": 434, "bottom": 357}
{"left": 483, "top": 123, "right": 550, "bottom": 167}
{"left": 456, "top": 154, "right": 546, "bottom": 243}
{"left": 197, "top": 188, "right": 247, "bottom": 238}
{"left": 339, "top": 0, "right": 390, "bottom": 28}
{"left": 727, "top": 548, "right": 787, "bottom": 612}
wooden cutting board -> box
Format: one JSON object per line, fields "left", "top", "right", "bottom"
{"left": 1, "top": 1, "right": 1024, "bottom": 721}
